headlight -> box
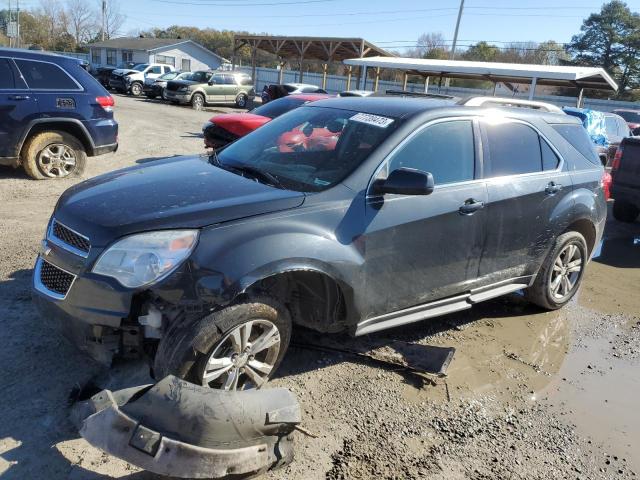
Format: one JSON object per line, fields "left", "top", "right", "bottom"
{"left": 178, "top": 86, "right": 188, "bottom": 92}
{"left": 93, "top": 230, "right": 199, "bottom": 288}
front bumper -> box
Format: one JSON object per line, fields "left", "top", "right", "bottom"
{"left": 164, "top": 90, "right": 191, "bottom": 103}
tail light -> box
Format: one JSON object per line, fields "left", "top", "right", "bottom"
{"left": 611, "top": 145, "right": 623, "bottom": 172}
{"left": 601, "top": 171, "right": 612, "bottom": 200}
{"left": 96, "top": 95, "right": 114, "bottom": 112}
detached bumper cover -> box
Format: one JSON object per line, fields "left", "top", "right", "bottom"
{"left": 73, "top": 376, "right": 301, "bottom": 478}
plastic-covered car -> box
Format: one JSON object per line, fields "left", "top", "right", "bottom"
{"left": 202, "top": 93, "right": 330, "bottom": 148}
{"left": 563, "top": 107, "right": 630, "bottom": 166}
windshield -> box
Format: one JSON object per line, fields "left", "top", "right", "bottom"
{"left": 132, "top": 63, "right": 149, "bottom": 71}
{"left": 615, "top": 111, "right": 640, "bottom": 122}
{"left": 251, "top": 97, "right": 308, "bottom": 119}
{"left": 217, "top": 106, "right": 398, "bottom": 192}
{"left": 186, "top": 71, "right": 210, "bottom": 82}
{"left": 159, "top": 71, "right": 178, "bottom": 80}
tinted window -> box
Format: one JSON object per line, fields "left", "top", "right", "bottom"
{"left": 149, "top": 66, "right": 162, "bottom": 74}
{"left": 239, "top": 76, "right": 253, "bottom": 85}
{"left": 541, "top": 140, "right": 559, "bottom": 171}
{"left": 283, "top": 85, "right": 297, "bottom": 93}
{"left": 551, "top": 124, "right": 600, "bottom": 165}
{"left": 615, "top": 111, "right": 640, "bottom": 122}
{"left": 0, "top": 59, "right": 16, "bottom": 89}
{"left": 251, "top": 97, "right": 307, "bottom": 119}
{"left": 14, "top": 59, "right": 79, "bottom": 90}
{"left": 484, "top": 122, "right": 541, "bottom": 176}
{"left": 388, "top": 120, "right": 475, "bottom": 185}
{"left": 211, "top": 74, "right": 224, "bottom": 84}
{"left": 223, "top": 75, "right": 237, "bottom": 85}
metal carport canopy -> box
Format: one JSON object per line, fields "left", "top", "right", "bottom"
{"left": 343, "top": 56, "right": 618, "bottom": 96}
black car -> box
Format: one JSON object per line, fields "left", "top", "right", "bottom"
{"left": 33, "top": 97, "right": 607, "bottom": 390}
{"left": 93, "top": 62, "right": 135, "bottom": 88}
{"left": 611, "top": 137, "right": 640, "bottom": 222}
{"left": 0, "top": 49, "right": 118, "bottom": 179}
{"left": 143, "top": 70, "right": 188, "bottom": 99}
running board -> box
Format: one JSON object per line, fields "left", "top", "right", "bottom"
{"left": 355, "top": 277, "right": 531, "bottom": 336}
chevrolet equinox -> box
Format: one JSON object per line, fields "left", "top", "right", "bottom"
{"left": 33, "top": 97, "right": 607, "bottom": 390}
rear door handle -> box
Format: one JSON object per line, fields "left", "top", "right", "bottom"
{"left": 9, "top": 95, "right": 30, "bottom": 101}
{"left": 545, "top": 182, "right": 563, "bottom": 194}
{"left": 459, "top": 199, "right": 485, "bottom": 215}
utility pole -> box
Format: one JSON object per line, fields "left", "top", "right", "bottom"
{"left": 101, "top": 0, "right": 106, "bottom": 41}
{"left": 8, "top": 0, "right": 12, "bottom": 48}
{"left": 16, "top": 0, "right": 20, "bottom": 48}
{"left": 444, "top": 0, "right": 464, "bottom": 89}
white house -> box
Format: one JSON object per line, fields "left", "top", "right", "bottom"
{"left": 88, "top": 37, "right": 229, "bottom": 71}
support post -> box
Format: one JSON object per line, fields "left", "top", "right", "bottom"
{"left": 360, "top": 66, "right": 367, "bottom": 90}
{"left": 278, "top": 61, "right": 285, "bottom": 84}
{"left": 346, "top": 65, "right": 352, "bottom": 91}
{"left": 322, "top": 63, "right": 328, "bottom": 89}
{"left": 424, "top": 76, "right": 430, "bottom": 93}
{"left": 528, "top": 77, "right": 538, "bottom": 100}
{"left": 373, "top": 67, "right": 380, "bottom": 92}
{"left": 298, "top": 55, "right": 304, "bottom": 82}
{"left": 250, "top": 43, "right": 257, "bottom": 86}
{"left": 492, "top": 82, "right": 497, "bottom": 96}
{"left": 576, "top": 88, "right": 584, "bottom": 107}
{"left": 402, "top": 72, "right": 408, "bottom": 91}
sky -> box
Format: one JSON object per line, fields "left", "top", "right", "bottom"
{"left": 113, "top": 0, "right": 640, "bottom": 52}
{"left": 11, "top": 0, "right": 640, "bottom": 52}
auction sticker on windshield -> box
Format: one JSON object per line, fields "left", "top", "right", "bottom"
{"left": 350, "top": 113, "right": 394, "bottom": 128}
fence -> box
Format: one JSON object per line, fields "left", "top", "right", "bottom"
{"left": 240, "top": 66, "right": 639, "bottom": 112}
{"left": 50, "top": 50, "right": 90, "bottom": 62}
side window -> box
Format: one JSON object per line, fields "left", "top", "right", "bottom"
{"left": 540, "top": 139, "right": 560, "bottom": 171}
{"left": 14, "top": 59, "right": 79, "bottom": 90}
{"left": 149, "top": 66, "right": 162, "bottom": 74}
{"left": 387, "top": 120, "right": 475, "bottom": 185}
{"left": 0, "top": 59, "right": 16, "bottom": 89}
{"left": 551, "top": 124, "right": 600, "bottom": 165}
{"left": 223, "top": 74, "right": 236, "bottom": 85}
{"left": 484, "top": 121, "right": 542, "bottom": 177}
{"left": 211, "top": 74, "right": 224, "bottom": 84}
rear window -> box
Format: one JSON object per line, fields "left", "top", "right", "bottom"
{"left": 251, "top": 97, "right": 307, "bottom": 119}
{"left": 15, "top": 59, "right": 80, "bottom": 90}
{"left": 551, "top": 124, "right": 600, "bottom": 165}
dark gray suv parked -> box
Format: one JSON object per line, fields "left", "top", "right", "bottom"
{"left": 33, "top": 97, "right": 607, "bottom": 390}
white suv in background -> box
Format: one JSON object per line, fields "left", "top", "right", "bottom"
{"left": 109, "top": 63, "right": 175, "bottom": 96}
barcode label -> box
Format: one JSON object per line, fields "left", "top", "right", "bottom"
{"left": 350, "top": 113, "right": 394, "bottom": 128}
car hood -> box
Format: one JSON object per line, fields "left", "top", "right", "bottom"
{"left": 211, "top": 113, "right": 271, "bottom": 137}
{"left": 54, "top": 155, "right": 305, "bottom": 247}
{"left": 112, "top": 69, "right": 138, "bottom": 76}
{"left": 168, "top": 79, "right": 201, "bottom": 88}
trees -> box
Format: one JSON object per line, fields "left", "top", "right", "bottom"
{"left": 568, "top": 0, "right": 640, "bottom": 94}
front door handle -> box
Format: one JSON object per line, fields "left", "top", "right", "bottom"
{"left": 459, "top": 199, "right": 485, "bottom": 215}
{"left": 545, "top": 182, "right": 563, "bottom": 194}
{"left": 9, "top": 95, "right": 30, "bottom": 101}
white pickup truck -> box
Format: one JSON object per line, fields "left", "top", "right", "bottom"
{"left": 109, "top": 63, "right": 175, "bottom": 96}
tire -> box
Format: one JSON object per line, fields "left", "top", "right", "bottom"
{"left": 21, "top": 131, "right": 87, "bottom": 180}
{"left": 153, "top": 296, "right": 291, "bottom": 391}
{"left": 235, "top": 93, "right": 248, "bottom": 108}
{"left": 130, "top": 82, "right": 143, "bottom": 96}
{"left": 161, "top": 88, "right": 168, "bottom": 101}
{"left": 612, "top": 200, "right": 639, "bottom": 223}
{"left": 191, "top": 92, "right": 205, "bottom": 110}
{"left": 525, "top": 231, "right": 588, "bottom": 310}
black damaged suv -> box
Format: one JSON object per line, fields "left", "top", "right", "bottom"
{"left": 33, "top": 97, "right": 607, "bottom": 390}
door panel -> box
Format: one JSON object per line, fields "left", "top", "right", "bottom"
{"left": 363, "top": 183, "right": 488, "bottom": 318}
{"left": 205, "top": 74, "right": 226, "bottom": 103}
{"left": 361, "top": 119, "right": 485, "bottom": 318}
{"left": 478, "top": 119, "right": 574, "bottom": 282}
{"left": 0, "top": 58, "right": 38, "bottom": 158}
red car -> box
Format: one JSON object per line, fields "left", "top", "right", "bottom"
{"left": 202, "top": 93, "right": 330, "bottom": 148}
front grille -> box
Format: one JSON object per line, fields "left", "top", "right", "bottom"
{"left": 40, "top": 259, "right": 75, "bottom": 297}
{"left": 51, "top": 220, "right": 90, "bottom": 255}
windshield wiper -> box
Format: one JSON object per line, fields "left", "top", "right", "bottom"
{"left": 228, "top": 164, "right": 284, "bottom": 189}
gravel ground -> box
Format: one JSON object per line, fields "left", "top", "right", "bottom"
{"left": 0, "top": 95, "right": 638, "bottom": 479}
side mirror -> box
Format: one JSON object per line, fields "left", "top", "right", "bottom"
{"left": 373, "top": 168, "right": 435, "bottom": 196}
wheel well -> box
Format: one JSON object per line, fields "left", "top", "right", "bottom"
{"left": 242, "top": 270, "right": 348, "bottom": 333}
{"left": 564, "top": 218, "right": 597, "bottom": 254}
{"left": 20, "top": 123, "right": 92, "bottom": 158}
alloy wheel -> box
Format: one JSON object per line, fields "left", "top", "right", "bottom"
{"left": 37, "top": 144, "right": 77, "bottom": 178}
{"left": 201, "top": 319, "right": 281, "bottom": 390}
{"left": 549, "top": 243, "right": 583, "bottom": 300}
{"left": 131, "top": 83, "right": 142, "bottom": 96}
{"left": 192, "top": 94, "right": 204, "bottom": 110}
